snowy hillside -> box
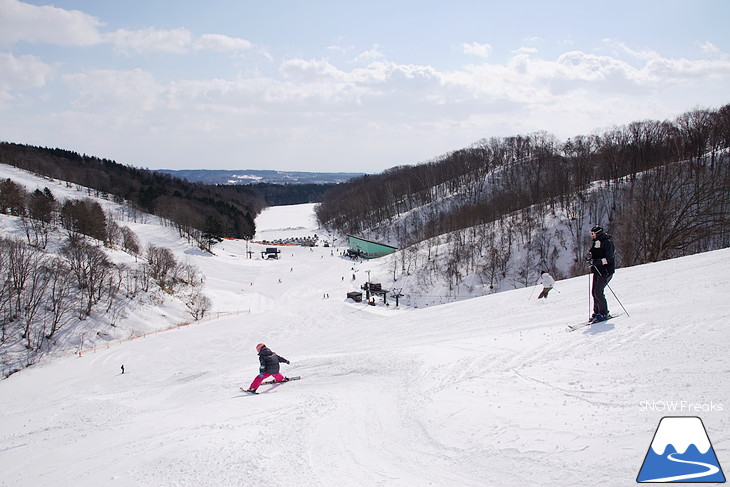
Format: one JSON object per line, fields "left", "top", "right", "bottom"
{"left": 0, "top": 198, "right": 728, "bottom": 486}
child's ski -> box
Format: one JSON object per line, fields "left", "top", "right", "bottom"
{"left": 240, "top": 376, "right": 301, "bottom": 394}
{"left": 260, "top": 376, "right": 301, "bottom": 386}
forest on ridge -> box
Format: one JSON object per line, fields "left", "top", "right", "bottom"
{"left": 315, "top": 104, "right": 729, "bottom": 283}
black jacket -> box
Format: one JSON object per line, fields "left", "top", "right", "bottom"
{"left": 258, "top": 347, "right": 289, "bottom": 375}
{"left": 588, "top": 233, "right": 615, "bottom": 276}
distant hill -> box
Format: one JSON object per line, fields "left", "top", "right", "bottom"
{"left": 156, "top": 169, "right": 365, "bottom": 185}
{"left": 0, "top": 142, "right": 264, "bottom": 240}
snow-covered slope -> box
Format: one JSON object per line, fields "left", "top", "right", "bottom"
{"left": 0, "top": 201, "right": 728, "bottom": 486}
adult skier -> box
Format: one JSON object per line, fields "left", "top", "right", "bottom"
{"left": 537, "top": 271, "right": 555, "bottom": 299}
{"left": 587, "top": 225, "right": 615, "bottom": 323}
{"left": 244, "top": 343, "right": 290, "bottom": 394}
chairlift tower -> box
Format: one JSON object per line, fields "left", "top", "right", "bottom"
{"left": 391, "top": 288, "right": 404, "bottom": 307}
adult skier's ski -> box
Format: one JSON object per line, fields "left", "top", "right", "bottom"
{"left": 240, "top": 387, "right": 258, "bottom": 394}
{"left": 260, "top": 376, "right": 301, "bottom": 386}
{"left": 567, "top": 314, "right": 620, "bottom": 332}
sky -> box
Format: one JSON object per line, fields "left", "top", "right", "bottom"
{"left": 1, "top": 0, "right": 729, "bottom": 173}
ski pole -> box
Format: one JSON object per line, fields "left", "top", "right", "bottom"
{"left": 605, "top": 282, "right": 629, "bottom": 316}
{"left": 528, "top": 282, "right": 539, "bottom": 300}
{"left": 588, "top": 271, "right": 592, "bottom": 321}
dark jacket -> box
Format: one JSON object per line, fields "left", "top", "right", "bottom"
{"left": 588, "top": 232, "right": 615, "bottom": 276}
{"left": 258, "top": 347, "right": 289, "bottom": 375}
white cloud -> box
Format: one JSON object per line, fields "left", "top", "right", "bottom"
{"left": 601, "top": 39, "right": 730, "bottom": 83}
{"left": 644, "top": 56, "right": 730, "bottom": 81}
{"left": 0, "top": 0, "right": 103, "bottom": 46}
{"left": 354, "top": 46, "right": 385, "bottom": 63}
{"left": 0, "top": 1, "right": 260, "bottom": 58}
{"left": 603, "top": 39, "right": 663, "bottom": 63}
{"left": 0, "top": 52, "right": 52, "bottom": 102}
{"left": 63, "top": 68, "right": 162, "bottom": 112}
{"left": 444, "top": 60, "right": 546, "bottom": 104}
{"left": 446, "top": 43, "right": 730, "bottom": 107}
{"left": 105, "top": 27, "right": 192, "bottom": 54}
{"left": 461, "top": 42, "right": 492, "bottom": 58}
{"left": 51, "top": 42, "right": 727, "bottom": 146}
{"left": 326, "top": 44, "right": 351, "bottom": 55}
{"left": 193, "top": 34, "right": 253, "bottom": 52}
{"left": 279, "top": 58, "right": 344, "bottom": 82}
{"left": 698, "top": 41, "right": 719, "bottom": 54}
{"left": 556, "top": 51, "right": 641, "bottom": 82}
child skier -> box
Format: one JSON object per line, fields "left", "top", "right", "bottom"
{"left": 537, "top": 271, "right": 555, "bottom": 299}
{"left": 244, "top": 343, "right": 290, "bottom": 394}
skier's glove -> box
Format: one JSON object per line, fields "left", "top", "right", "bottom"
{"left": 284, "top": 360, "right": 290, "bottom": 364}
{"left": 588, "top": 259, "right": 594, "bottom": 266}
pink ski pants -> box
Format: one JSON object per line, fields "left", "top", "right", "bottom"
{"left": 249, "top": 373, "right": 285, "bottom": 390}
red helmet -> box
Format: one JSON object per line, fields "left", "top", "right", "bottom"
{"left": 256, "top": 343, "right": 266, "bottom": 352}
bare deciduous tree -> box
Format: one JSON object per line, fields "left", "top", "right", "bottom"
{"left": 615, "top": 162, "right": 729, "bottom": 265}
{"left": 120, "top": 226, "right": 141, "bottom": 259}
{"left": 185, "top": 289, "right": 212, "bottom": 321}
{"left": 43, "top": 258, "right": 75, "bottom": 339}
{"left": 146, "top": 245, "right": 178, "bottom": 290}
{"left": 61, "top": 236, "right": 113, "bottom": 317}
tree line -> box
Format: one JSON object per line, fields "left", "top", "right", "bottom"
{"left": 251, "top": 182, "right": 338, "bottom": 206}
{"left": 316, "top": 105, "right": 729, "bottom": 270}
{"left": 0, "top": 143, "right": 265, "bottom": 240}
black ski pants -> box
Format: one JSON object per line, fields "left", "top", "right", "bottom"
{"left": 592, "top": 272, "right": 613, "bottom": 316}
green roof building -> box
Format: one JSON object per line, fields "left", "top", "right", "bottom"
{"left": 347, "top": 235, "right": 398, "bottom": 259}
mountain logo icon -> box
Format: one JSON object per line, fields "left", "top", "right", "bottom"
{"left": 637, "top": 416, "right": 725, "bottom": 483}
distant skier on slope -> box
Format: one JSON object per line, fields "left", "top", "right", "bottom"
{"left": 244, "top": 343, "right": 290, "bottom": 394}
{"left": 537, "top": 271, "right": 555, "bottom": 299}
{"left": 587, "top": 225, "right": 615, "bottom": 323}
